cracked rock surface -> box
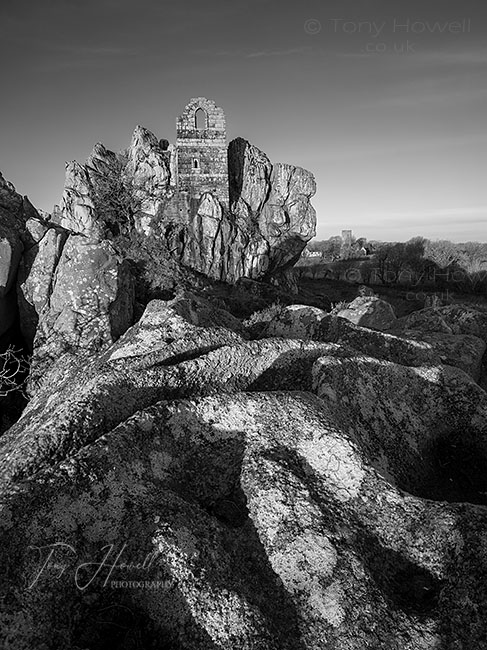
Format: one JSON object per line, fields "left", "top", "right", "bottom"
{"left": 1, "top": 295, "right": 487, "bottom": 649}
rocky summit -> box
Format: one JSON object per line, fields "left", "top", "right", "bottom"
{"left": 0, "top": 98, "right": 487, "bottom": 650}
{"left": 0, "top": 288, "right": 486, "bottom": 649}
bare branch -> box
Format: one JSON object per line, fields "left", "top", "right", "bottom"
{"left": 0, "top": 347, "right": 30, "bottom": 397}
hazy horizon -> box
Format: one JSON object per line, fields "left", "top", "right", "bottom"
{"left": 1, "top": 0, "right": 485, "bottom": 243}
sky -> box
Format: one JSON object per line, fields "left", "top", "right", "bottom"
{"left": 0, "top": 0, "right": 485, "bottom": 243}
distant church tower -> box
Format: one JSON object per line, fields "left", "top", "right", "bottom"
{"left": 175, "top": 97, "right": 229, "bottom": 215}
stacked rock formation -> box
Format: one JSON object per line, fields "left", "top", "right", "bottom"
{"left": 0, "top": 173, "right": 134, "bottom": 391}
{"left": 55, "top": 128, "right": 316, "bottom": 287}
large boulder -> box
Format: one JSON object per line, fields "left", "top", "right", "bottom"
{"left": 398, "top": 330, "right": 486, "bottom": 381}
{"left": 228, "top": 138, "right": 316, "bottom": 282}
{"left": 263, "top": 304, "right": 486, "bottom": 381}
{"left": 28, "top": 234, "right": 134, "bottom": 391}
{"left": 390, "top": 304, "right": 487, "bottom": 384}
{"left": 58, "top": 161, "right": 103, "bottom": 238}
{"left": 398, "top": 305, "right": 487, "bottom": 344}
{"left": 125, "top": 125, "right": 172, "bottom": 233}
{"left": 0, "top": 333, "right": 339, "bottom": 489}
{"left": 313, "top": 348, "right": 487, "bottom": 503}
{"left": 335, "top": 296, "right": 397, "bottom": 332}
{"left": 16, "top": 217, "right": 69, "bottom": 349}
{"left": 1, "top": 387, "right": 487, "bottom": 648}
{"left": 1, "top": 295, "right": 487, "bottom": 647}
{"left": 265, "top": 304, "right": 328, "bottom": 340}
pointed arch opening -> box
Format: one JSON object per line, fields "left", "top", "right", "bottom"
{"left": 194, "top": 107, "right": 207, "bottom": 130}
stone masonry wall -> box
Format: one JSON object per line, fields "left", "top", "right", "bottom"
{"left": 176, "top": 97, "right": 229, "bottom": 213}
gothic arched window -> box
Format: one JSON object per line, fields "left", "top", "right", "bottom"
{"left": 195, "top": 107, "right": 207, "bottom": 130}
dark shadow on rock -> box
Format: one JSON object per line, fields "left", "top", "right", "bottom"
{"left": 258, "top": 349, "right": 487, "bottom": 508}
{"left": 357, "top": 532, "right": 442, "bottom": 618}
{"left": 0, "top": 405, "right": 308, "bottom": 649}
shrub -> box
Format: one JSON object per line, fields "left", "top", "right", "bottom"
{"left": 243, "top": 302, "right": 286, "bottom": 338}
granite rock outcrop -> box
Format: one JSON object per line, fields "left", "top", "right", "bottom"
{"left": 1, "top": 294, "right": 487, "bottom": 648}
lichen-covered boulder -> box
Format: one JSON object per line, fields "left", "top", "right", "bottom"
{"left": 229, "top": 138, "right": 316, "bottom": 280}
{"left": 259, "top": 162, "right": 316, "bottom": 256}
{"left": 400, "top": 305, "right": 487, "bottom": 344}
{"left": 58, "top": 161, "right": 103, "bottom": 238}
{"left": 263, "top": 306, "right": 486, "bottom": 381}
{"left": 180, "top": 192, "right": 238, "bottom": 279}
{"left": 313, "top": 348, "right": 487, "bottom": 503}
{"left": 229, "top": 137, "right": 272, "bottom": 220}
{"left": 124, "top": 126, "right": 172, "bottom": 233}
{"left": 16, "top": 218, "right": 69, "bottom": 349}
{"left": 395, "top": 308, "right": 454, "bottom": 335}
{"left": 106, "top": 290, "right": 245, "bottom": 363}
{"left": 264, "top": 308, "right": 439, "bottom": 368}
{"left": 264, "top": 304, "right": 328, "bottom": 339}
{"left": 0, "top": 294, "right": 338, "bottom": 488}
{"left": 2, "top": 287, "right": 487, "bottom": 647}
{"left": 335, "top": 296, "right": 397, "bottom": 331}
{"left": 29, "top": 234, "right": 134, "bottom": 391}
{"left": 398, "top": 330, "right": 486, "bottom": 381}
{"left": 1, "top": 390, "right": 487, "bottom": 648}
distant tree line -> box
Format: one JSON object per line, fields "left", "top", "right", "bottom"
{"left": 306, "top": 235, "right": 370, "bottom": 261}
{"left": 302, "top": 236, "right": 487, "bottom": 294}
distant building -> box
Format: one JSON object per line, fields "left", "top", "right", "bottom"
{"left": 341, "top": 229, "right": 353, "bottom": 246}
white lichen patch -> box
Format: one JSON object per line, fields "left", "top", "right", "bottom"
{"left": 250, "top": 487, "right": 291, "bottom": 545}
{"left": 167, "top": 398, "right": 256, "bottom": 444}
{"left": 195, "top": 398, "right": 260, "bottom": 438}
{"left": 413, "top": 365, "right": 443, "bottom": 384}
{"left": 191, "top": 588, "right": 261, "bottom": 645}
{"left": 309, "top": 580, "right": 346, "bottom": 628}
{"left": 153, "top": 524, "right": 200, "bottom": 566}
{"left": 269, "top": 531, "right": 337, "bottom": 593}
{"left": 298, "top": 434, "right": 365, "bottom": 502}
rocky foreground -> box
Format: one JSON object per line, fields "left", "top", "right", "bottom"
{"left": 1, "top": 291, "right": 487, "bottom": 649}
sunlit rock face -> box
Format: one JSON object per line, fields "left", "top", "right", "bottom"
{"left": 1, "top": 295, "right": 487, "bottom": 649}
{"left": 16, "top": 217, "right": 69, "bottom": 349}
{"left": 334, "top": 296, "right": 397, "bottom": 331}
{"left": 26, "top": 234, "right": 134, "bottom": 393}
{"left": 57, "top": 121, "right": 316, "bottom": 288}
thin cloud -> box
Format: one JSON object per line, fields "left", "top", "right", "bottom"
{"left": 335, "top": 47, "right": 487, "bottom": 66}
{"left": 404, "top": 47, "right": 487, "bottom": 68}
{"left": 246, "top": 46, "right": 313, "bottom": 58}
